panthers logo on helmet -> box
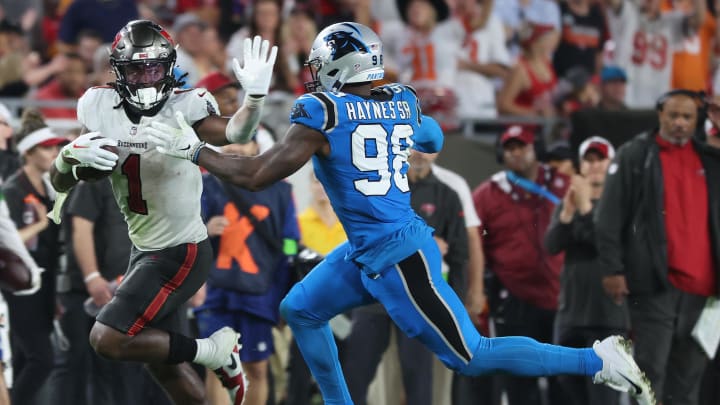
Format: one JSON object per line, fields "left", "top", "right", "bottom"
{"left": 324, "top": 30, "right": 369, "bottom": 61}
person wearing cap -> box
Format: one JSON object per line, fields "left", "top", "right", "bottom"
{"left": 544, "top": 136, "right": 629, "bottom": 405}
{"left": 595, "top": 90, "right": 720, "bottom": 404}
{"left": 472, "top": 125, "right": 569, "bottom": 405}
{"left": 0, "top": 103, "right": 19, "bottom": 183}
{"left": 1, "top": 109, "right": 67, "bottom": 405}
{"left": 497, "top": 18, "right": 558, "bottom": 117}
{"left": 596, "top": 66, "right": 627, "bottom": 111}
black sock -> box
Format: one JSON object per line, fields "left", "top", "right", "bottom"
{"left": 166, "top": 331, "right": 197, "bottom": 364}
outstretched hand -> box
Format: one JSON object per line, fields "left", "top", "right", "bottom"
{"left": 146, "top": 111, "right": 205, "bottom": 162}
{"left": 232, "top": 35, "right": 278, "bottom": 96}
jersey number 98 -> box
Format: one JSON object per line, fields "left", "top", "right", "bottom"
{"left": 351, "top": 124, "right": 413, "bottom": 196}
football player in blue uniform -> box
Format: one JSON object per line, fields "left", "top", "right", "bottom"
{"left": 147, "top": 22, "right": 656, "bottom": 405}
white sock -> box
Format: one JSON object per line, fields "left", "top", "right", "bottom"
{"left": 193, "top": 338, "right": 216, "bottom": 368}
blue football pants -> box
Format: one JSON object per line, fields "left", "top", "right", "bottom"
{"left": 280, "top": 237, "right": 602, "bottom": 405}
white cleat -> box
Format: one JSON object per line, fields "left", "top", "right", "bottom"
{"left": 593, "top": 336, "right": 656, "bottom": 405}
{"left": 213, "top": 332, "right": 246, "bottom": 405}
{"left": 204, "top": 326, "right": 240, "bottom": 370}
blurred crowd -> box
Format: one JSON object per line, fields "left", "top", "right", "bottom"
{"left": 0, "top": 0, "right": 719, "bottom": 126}
{"left": 2, "top": 1, "right": 720, "bottom": 405}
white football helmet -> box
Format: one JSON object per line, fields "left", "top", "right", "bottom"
{"left": 305, "top": 22, "right": 384, "bottom": 93}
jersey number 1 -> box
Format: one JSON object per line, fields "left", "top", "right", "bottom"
{"left": 351, "top": 124, "right": 414, "bottom": 196}
{"left": 121, "top": 154, "right": 148, "bottom": 215}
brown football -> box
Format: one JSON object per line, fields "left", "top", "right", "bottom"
{"left": 63, "top": 136, "right": 119, "bottom": 182}
{"left": 0, "top": 247, "right": 32, "bottom": 292}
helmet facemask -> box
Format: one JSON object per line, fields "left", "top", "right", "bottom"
{"left": 113, "top": 59, "right": 176, "bottom": 110}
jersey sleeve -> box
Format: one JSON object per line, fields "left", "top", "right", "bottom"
{"left": 176, "top": 88, "right": 221, "bottom": 125}
{"left": 414, "top": 115, "right": 444, "bottom": 153}
{"left": 289, "top": 94, "right": 331, "bottom": 133}
{"left": 77, "top": 88, "right": 103, "bottom": 131}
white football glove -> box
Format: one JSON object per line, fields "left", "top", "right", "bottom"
{"left": 232, "top": 35, "right": 278, "bottom": 96}
{"left": 146, "top": 111, "right": 206, "bottom": 162}
{"left": 56, "top": 132, "right": 118, "bottom": 172}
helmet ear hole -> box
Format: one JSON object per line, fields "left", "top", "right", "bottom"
{"left": 327, "top": 69, "right": 339, "bottom": 77}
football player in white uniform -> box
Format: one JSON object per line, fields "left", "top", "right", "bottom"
{"left": 48, "top": 20, "right": 276, "bottom": 405}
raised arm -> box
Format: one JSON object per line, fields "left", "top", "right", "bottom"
{"left": 195, "top": 36, "right": 278, "bottom": 146}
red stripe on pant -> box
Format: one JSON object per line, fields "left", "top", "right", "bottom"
{"left": 127, "top": 243, "right": 198, "bottom": 336}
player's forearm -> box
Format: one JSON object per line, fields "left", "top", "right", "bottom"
{"left": 225, "top": 95, "right": 265, "bottom": 144}
{"left": 50, "top": 162, "right": 79, "bottom": 193}
{"left": 197, "top": 148, "right": 263, "bottom": 190}
{"left": 17, "top": 222, "right": 46, "bottom": 243}
{"left": 73, "top": 218, "right": 100, "bottom": 280}
{"left": 469, "top": 63, "right": 509, "bottom": 79}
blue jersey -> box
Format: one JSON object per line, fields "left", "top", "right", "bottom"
{"left": 290, "top": 84, "right": 443, "bottom": 273}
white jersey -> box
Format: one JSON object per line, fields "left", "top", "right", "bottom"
{"left": 383, "top": 18, "right": 465, "bottom": 88}
{"left": 608, "top": 1, "right": 686, "bottom": 108}
{"left": 77, "top": 87, "right": 219, "bottom": 251}
{"left": 456, "top": 15, "right": 511, "bottom": 119}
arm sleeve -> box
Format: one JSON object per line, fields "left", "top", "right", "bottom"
{"left": 414, "top": 115, "right": 444, "bottom": 153}
{"left": 594, "top": 149, "right": 633, "bottom": 275}
{"left": 182, "top": 88, "right": 221, "bottom": 125}
{"left": 76, "top": 88, "right": 98, "bottom": 131}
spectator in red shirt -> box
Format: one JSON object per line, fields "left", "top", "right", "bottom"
{"left": 472, "top": 125, "right": 569, "bottom": 405}
{"left": 33, "top": 53, "right": 87, "bottom": 119}
{"left": 498, "top": 19, "right": 559, "bottom": 117}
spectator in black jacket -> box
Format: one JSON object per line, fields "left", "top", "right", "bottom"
{"left": 545, "top": 136, "right": 629, "bottom": 405}
{"left": 341, "top": 149, "right": 468, "bottom": 405}
{"left": 595, "top": 90, "right": 720, "bottom": 405}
